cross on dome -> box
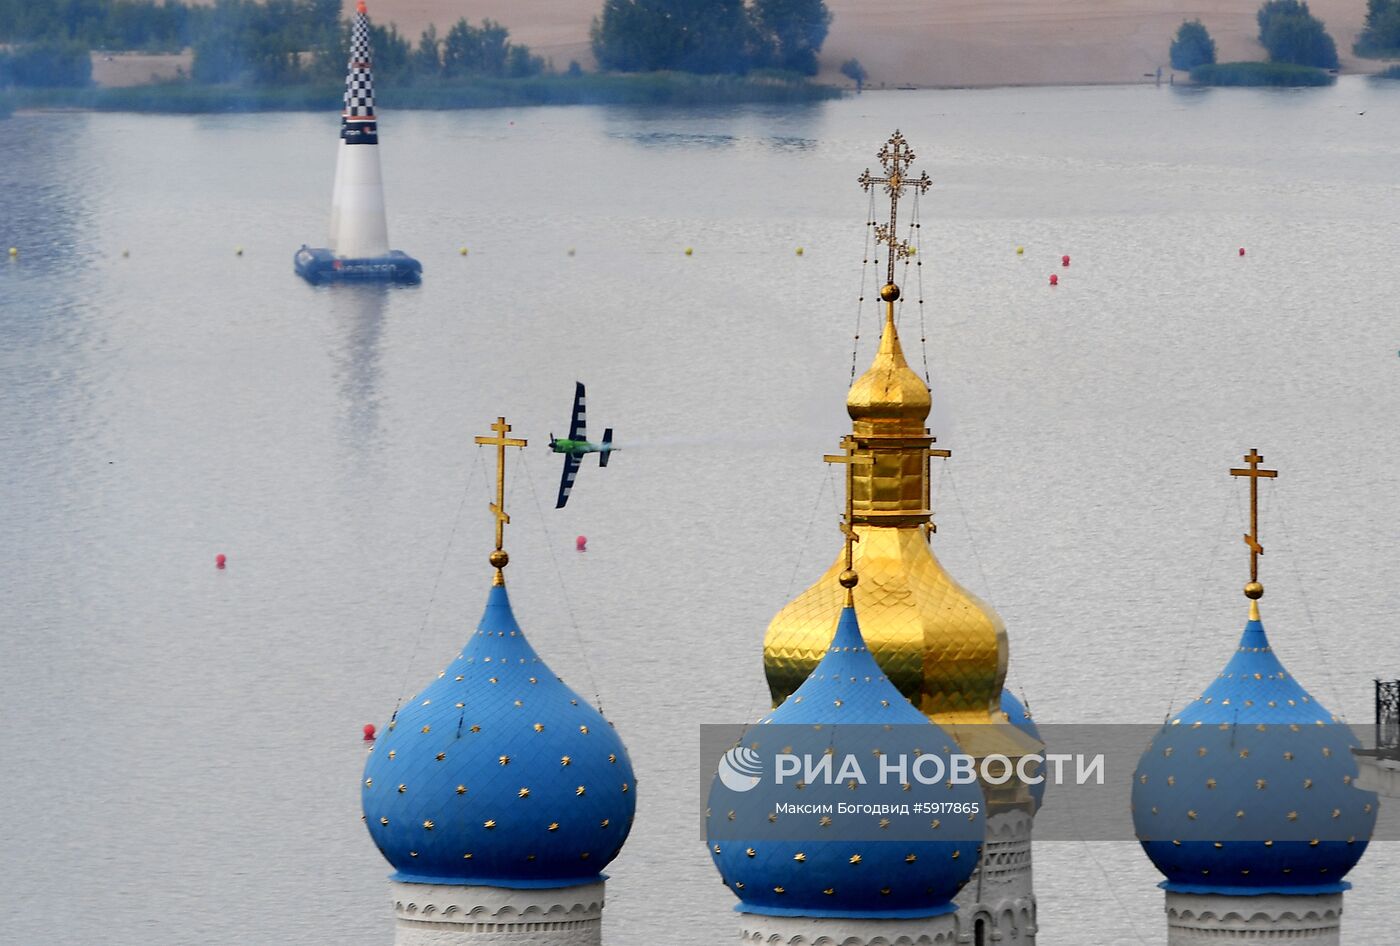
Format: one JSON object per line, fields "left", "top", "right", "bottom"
{"left": 1229, "top": 448, "right": 1277, "bottom": 612}
{"left": 858, "top": 130, "right": 932, "bottom": 291}
{"left": 474, "top": 417, "right": 527, "bottom": 584}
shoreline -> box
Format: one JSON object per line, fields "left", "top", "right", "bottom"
{"left": 7, "top": 67, "right": 1397, "bottom": 118}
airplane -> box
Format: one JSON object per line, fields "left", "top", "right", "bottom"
{"left": 549, "top": 382, "right": 615, "bottom": 508}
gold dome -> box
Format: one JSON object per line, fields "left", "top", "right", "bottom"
{"left": 846, "top": 305, "right": 931, "bottom": 436}
{"left": 766, "top": 526, "right": 1007, "bottom": 722}
{"left": 765, "top": 301, "right": 1040, "bottom": 776}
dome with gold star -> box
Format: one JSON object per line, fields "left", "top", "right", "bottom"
{"left": 1132, "top": 607, "right": 1376, "bottom": 894}
{"left": 707, "top": 603, "right": 985, "bottom": 917}
{"left": 1132, "top": 450, "right": 1376, "bottom": 895}
{"left": 361, "top": 418, "right": 636, "bottom": 887}
{"left": 362, "top": 582, "right": 636, "bottom": 886}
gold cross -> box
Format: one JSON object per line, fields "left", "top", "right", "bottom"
{"left": 858, "top": 130, "right": 932, "bottom": 289}
{"left": 825, "top": 435, "right": 873, "bottom": 604}
{"left": 475, "top": 417, "right": 527, "bottom": 583}
{"left": 1229, "top": 448, "right": 1277, "bottom": 595}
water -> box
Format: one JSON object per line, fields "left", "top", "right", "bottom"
{"left": 2, "top": 78, "right": 1398, "bottom": 945}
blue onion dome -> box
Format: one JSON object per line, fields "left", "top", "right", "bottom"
{"left": 1000, "top": 689, "right": 1045, "bottom": 808}
{"left": 706, "top": 606, "right": 985, "bottom": 919}
{"left": 362, "top": 582, "right": 636, "bottom": 887}
{"left": 1132, "top": 611, "right": 1377, "bottom": 895}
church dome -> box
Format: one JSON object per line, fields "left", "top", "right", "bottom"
{"left": 708, "top": 605, "right": 984, "bottom": 918}
{"left": 846, "top": 308, "right": 931, "bottom": 436}
{"left": 1132, "top": 611, "right": 1377, "bottom": 895}
{"left": 362, "top": 582, "right": 636, "bottom": 887}
{"left": 765, "top": 310, "right": 1038, "bottom": 769}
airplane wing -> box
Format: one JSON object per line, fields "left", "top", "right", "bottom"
{"left": 568, "top": 382, "right": 586, "bottom": 442}
{"left": 556, "top": 452, "right": 582, "bottom": 509}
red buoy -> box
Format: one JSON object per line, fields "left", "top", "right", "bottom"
{"left": 363, "top": 723, "right": 376, "bottom": 741}
{"left": 1049, "top": 274, "right": 1058, "bottom": 286}
{"left": 1239, "top": 247, "right": 1246, "bottom": 257}
{"left": 576, "top": 535, "right": 587, "bottom": 552}
{"left": 1061, "top": 254, "right": 1071, "bottom": 267}
{"left": 215, "top": 553, "right": 226, "bottom": 569}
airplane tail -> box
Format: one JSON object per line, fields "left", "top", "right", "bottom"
{"left": 600, "top": 428, "right": 613, "bottom": 467}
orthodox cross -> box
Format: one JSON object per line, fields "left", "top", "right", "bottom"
{"left": 858, "top": 130, "right": 932, "bottom": 289}
{"left": 1229, "top": 448, "right": 1277, "bottom": 594}
{"left": 824, "top": 435, "right": 873, "bottom": 604}
{"left": 475, "top": 416, "right": 527, "bottom": 582}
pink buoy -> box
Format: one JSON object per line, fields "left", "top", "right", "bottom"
{"left": 576, "top": 535, "right": 587, "bottom": 552}
{"left": 1061, "top": 254, "right": 1070, "bottom": 267}
{"left": 215, "top": 553, "right": 226, "bottom": 569}
{"left": 1049, "top": 274, "right": 1058, "bottom": 286}
{"left": 1239, "top": 247, "right": 1246, "bottom": 257}
{"left": 363, "top": 723, "right": 376, "bottom": 741}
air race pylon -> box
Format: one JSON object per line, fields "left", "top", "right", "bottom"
{"left": 295, "top": 0, "right": 421, "bottom": 284}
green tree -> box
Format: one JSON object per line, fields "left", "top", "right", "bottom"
{"left": 412, "top": 24, "right": 441, "bottom": 77}
{"left": 1357, "top": 0, "right": 1400, "bottom": 54}
{"left": 592, "top": 0, "right": 755, "bottom": 74}
{"left": 1170, "top": 20, "right": 1216, "bottom": 70}
{"left": 442, "top": 17, "right": 542, "bottom": 78}
{"left": 839, "top": 57, "right": 866, "bottom": 90}
{"left": 192, "top": 0, "right": 341, "bottom": 84}
{"left": 0, "top": 40, "right": 93, "bottom": 86}
{"left": 1257, "top": 0, "right": 1338, "bottom": 68}
{"left": 751, "top": 0, "right": 831, "bottom": 75}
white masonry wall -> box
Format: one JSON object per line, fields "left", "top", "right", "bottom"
{"left": 954, "top": 809, "right": 1036, "bottom": 944}
{"left": 1165, "top": 892, "right": 1343, "bottom": 946}
{"left": 390, "top": 880, "right": 605, "bottom": 946}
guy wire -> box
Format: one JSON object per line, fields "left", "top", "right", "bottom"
{"left": 520, "top": 451, "right": 605, "bottom": 713}
{"left": 1267, "top": 480, "right": 1346, "bottom": 718}
{"left": 1165, "top": 486, "right": 1235, "bottom": 722}
{"left": 851, "top": 189, "right": 876, "bottom": 386}
{"left": 391, "top": 447, "right": 486, "bottom": 723}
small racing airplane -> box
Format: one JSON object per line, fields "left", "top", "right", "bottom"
{"left": 549, "top": 382, "right": 615, "bottom": 508}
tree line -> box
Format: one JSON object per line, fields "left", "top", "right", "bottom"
{"left": 1170, "top": 0, "right": 1341, "bottom": 72}
{"left": 591, "top": 0, "right": 832, "bottom": 75}
{"left": 0, "top": 0, "right": 545, "bottom": 88}
{"left": 3, "top": 0, "right": 836, "bottom": 91}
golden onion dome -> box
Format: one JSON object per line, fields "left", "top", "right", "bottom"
{"left": 765, "top": 301, "right": 1040, "bottom": 777}
{"left": 846, "top": 295, "right": 931, "bottom": 436}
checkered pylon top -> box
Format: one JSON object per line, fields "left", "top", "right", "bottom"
{"left": 343, "top": 2, "right": 375, "bottom": 119}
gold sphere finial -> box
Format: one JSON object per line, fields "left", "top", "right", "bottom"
{"left": 490, "top": 549, "right": 510, "bottom": 570}
{"left": 838, "top": 569, "right": 859, "bottom": 589}
{"left": 879, "top": 283, "right": 901, "bottom": 302}
{"left": 1244, "top": 581, "right": 1264, "bottom": 600}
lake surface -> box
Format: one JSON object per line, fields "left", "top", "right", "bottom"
{"left": 1, "top": 78, "right": 1398, "bottom": 945}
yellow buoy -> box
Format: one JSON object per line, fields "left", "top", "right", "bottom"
{"left": 684, "top": 247, "right": 693, "bottom": 256}
{"left": 235, "top": 247, "right": 243, "bottom": 256}
{"left": 459, "top": 247, "right": 469, "bottom": 256}
{"left": 7, "top": 247, "right": 16, "bottom": 258}
{"left": 1016, "top": 246, "right": 1025, "bottom": 255}
{"left": 795, "top": 247, "right": 804, "bottom": 256}
{"left": 907, "top": 246, "right": 916, "bottom": 256}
